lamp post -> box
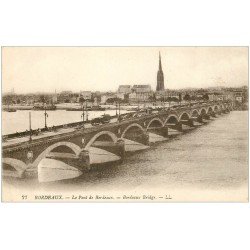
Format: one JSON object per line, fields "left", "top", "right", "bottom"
{"left": 81, "top": 102, "right": 85, "bottom": 126}
{"left": 118, "top": 99, "right": 121, "bottom": 117}
{"left": 85, "top": 100, "right": 88, "bottom": 122}
{"left": 29, "top": 112, "right": 32, "bottom": 141}
{"left": 179, "top": 93, "right": 182, "bottom": 107}
{"left": 116, "top": 99, "right": 121, "bottom": 122}
{"left": 44, "top": 104, "right": 48, "bottom": 129}
{"left": 137, "top": 94, "right": 140, "bottom": 110}
{"left": 115, "top": 100, "right": 118, "bottom": 117}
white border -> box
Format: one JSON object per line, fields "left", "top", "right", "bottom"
{"left": 1, "top": 0, "right": 250, "bottom": 250}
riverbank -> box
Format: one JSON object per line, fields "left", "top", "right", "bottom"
{"left": 3, "top": 101, "right": 247, "bottom": 112}
{"left": 2, "top": 103, "right": 140, "bottom": 111}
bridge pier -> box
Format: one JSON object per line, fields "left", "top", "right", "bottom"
{"left": 90, "top": 139, "right": 125, "bottom": 163}
{"left": 142, "top": 132, "right": 150, "bottom": 145}
{"left": 78, "top": 149, "right": 91, "bottom": 170}
{"left": 181, "top": 119, "right": 194, "bottom": 127}
{"left": 210, "top": 112, "right": 216, "bottom": 118}
{"left": 203, "top": 114, "right": 210, "bottom": 120}
{"left": 115, "top": 138, "right": 125, "bottom": 161}
{"left": 194, "top": 116, "right": 203, "bottom": 123}
{"left": 167, "top": 122, "right": 182, "bottom": 132}
{"left": 147, "top": 126, "right": 168, "bottom": 137}
{"left": 36, "top": 149, "right": 91, "bottom": 173}
{"left": 160, "top": 126, "right": 169, "bottom": 137}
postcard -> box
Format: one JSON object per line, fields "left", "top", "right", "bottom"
{"left": 1, "top": 47, "right": 248, "bottom": 202}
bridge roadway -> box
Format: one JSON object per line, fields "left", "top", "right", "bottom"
{"left": 2, "top": 101, "right": 233, "bottom": 178}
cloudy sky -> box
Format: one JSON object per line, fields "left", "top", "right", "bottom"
{"left": 2, "top": 47, "right": 248, "bottom": 93}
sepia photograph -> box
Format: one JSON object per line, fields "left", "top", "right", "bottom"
{"left": 1, "top": 46, "right": 248, "bottom": 202}
{"left": 1, "top": 1, "right": 250, "bottom": 250}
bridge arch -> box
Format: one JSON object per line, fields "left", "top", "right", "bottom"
{"left": 191, "top": 109, "right": 199, "bottom": 118}
{"left": 200, "top": 108, "right": 207, "bottom": 116}
{"left": 179, "top": 112, "right": 190, "bottom": 122}
{"left": 2, "top": 158, "right": 27, "bottom": 175}
{"left": 121, "top": 123, "right": 145, "bottom": 138}
{"left": 164, "top": 114, "right": 179, "bottom": 126}
{"left": 213, "top": 105, "right": 219, "bottom": 112}
{"left": 84, "top": 131, "right": 117, "bottom": 149}
{"left": 146, "top": 118, "right": 164, "bottom": 130}
{"left": 32, "top": 141, "right": 81, "bottom": 168}
{"left": 207, "top": 106, "right": 213, "bottom": 114}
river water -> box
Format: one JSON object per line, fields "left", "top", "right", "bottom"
{"left": 2, "top": 109, "right": 129, "bottom": 135}
{"left": 2, "top": 111, "right": 249, "bottom": 202}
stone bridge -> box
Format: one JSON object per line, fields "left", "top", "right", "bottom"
{"left": 2, "top": 102, "right": 232, "bottom": 178}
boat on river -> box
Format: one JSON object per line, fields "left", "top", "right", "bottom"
{"left": 91, "top": 106, "right": 106, "bottom": 111}
{"left": 33, "top": 104, "right": 56, "bottom": 110}
{"left": 66, "top": 105, "right": 105, "bottom": 111}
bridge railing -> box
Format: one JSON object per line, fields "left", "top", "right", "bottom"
{"left": 1, "top": 112, "right": 136, "bottom": 141}
{"left": 2, "top": 101, "right": 230, "bottom": 142}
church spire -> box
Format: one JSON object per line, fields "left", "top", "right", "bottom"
{"left": 159, "top": 52, "right": 162, "bottom": 71}
{"left": 156, "top": 51, "right": 165, "bottom": 91}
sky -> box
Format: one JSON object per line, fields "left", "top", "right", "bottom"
{"left": 2, "top": 47, "right": 248, "bottom": 94}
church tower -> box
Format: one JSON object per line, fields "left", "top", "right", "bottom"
{"left": 156, "top": 52, "right": 165, "bottom": 91}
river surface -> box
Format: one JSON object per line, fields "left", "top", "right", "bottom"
{"left": 2, "top": 109, "right": 129, "bottom": 135}
{"left": 2, "top": 111, "right": 249, "bottom": 202}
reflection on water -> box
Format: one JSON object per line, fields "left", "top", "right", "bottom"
{"left": 2, "top": 111, "right": 249, "bottom": 201}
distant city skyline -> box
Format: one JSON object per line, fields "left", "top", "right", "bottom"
{"left": 2, "top": 47, "right": 248, "bottom": 94}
